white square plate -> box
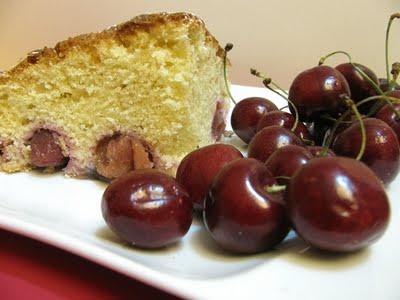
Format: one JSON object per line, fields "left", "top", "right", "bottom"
{"left": 0, "top": 85, "right": 399, "bottom": 300}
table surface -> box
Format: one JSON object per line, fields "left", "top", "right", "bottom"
{"left": 0, "top": 229, "right": 180, "bottom": 300}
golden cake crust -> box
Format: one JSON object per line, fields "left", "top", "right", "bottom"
{"left": 0, "top": 12, "right": 224, "bottom": 84}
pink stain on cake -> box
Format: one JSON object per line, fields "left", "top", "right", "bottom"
{"left": 212, "top": 98, "right": 229, "bottom": 141}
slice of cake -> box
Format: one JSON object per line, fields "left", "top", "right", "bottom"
{"left": 0, "top": 12, "right": 229, "bottom": 179}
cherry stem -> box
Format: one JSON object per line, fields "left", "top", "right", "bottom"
{"left": 386, "top": 14, "right": 400, "bottom": 82}
{"left": 250, "top": 68, "right": 300, "bottom": 132}
{"left": 323, "top": 94, "right": 400, "bottom": 150}
{"left": 322, "top": 110, "right": 351, "bottom": 149}
{"left": 265, "top": 184, "right": 286, "bottom": 193}
{"left": 368, "top": 92, "right": 400, "bottom": 119}
{"left": 321, "top": 114, "right": 360, "bottom": 124}
{"left": 344, "top": 97, "right": 366, "bottom": 160}
{"left": 261, "top": 79, "right": 299, "bottom": 133}
{"left": 279, "top": 105, "right": 289, "bottom": 111}
{"left": 389, "top": 62, "right": 400, "bottom": 90}
{"left": 319, "top": 50, "right": 383, "bottom": 95}
{"left": 302, "top": 138, "right": 315, "bottom": 146}
{"left": 250, "top": 69, "right": 289, "bottom": 96}
{"left": 223, "top": 43, "right": 236, "bottom": 105}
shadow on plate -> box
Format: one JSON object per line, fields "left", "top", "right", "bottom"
{"left": 276, "top": 231, "right": 371, "bottom": 270}
{"left": 190, "top": 227, "right": 370, "bottom": 270}
{"left": 189, "top": 226, "right": 282, "bottom": 262}
{"left": 95, "top": 226, "right": 183, "bottom": 255}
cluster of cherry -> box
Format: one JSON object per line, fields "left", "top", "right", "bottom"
{"left": 100, "top": 13, "right": 400, "bottom": 255}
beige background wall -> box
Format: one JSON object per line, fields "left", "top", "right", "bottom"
{"left": 0, "top": 0, "right": 399, "bottom": 88}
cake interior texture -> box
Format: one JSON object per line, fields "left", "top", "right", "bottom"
{"left": 0, "top": 13, "right": 228, "bottom": 177}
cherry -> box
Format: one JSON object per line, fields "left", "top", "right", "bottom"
{"left": 265, "top": 145, "right": 313, "bottom": 185}
{"left": 256, "top": 111, "right": 311, "bottom": 141}
{"left": 286, "top": 156, "right": 390, "bottom": 252}
{"left": 231, "top": 97, "right": 278, "bottom": 143}
{"left": 102, "top": 170, "right": 192, "bottom": 248}
{"left": 379, "top": 78, "right": 400, "bottom": 92}
{"left": 176, "top": 144, "right": 243, "bottom": 210}
{"left": 335, "top": 63, "right": 379, "bottom": 112}
{"left": 307, "top": 146, "right": 335, "bottom": 157}
{"left": 332, "top": 118, "right": 400, "bottom": 184}
{"left": 204, "top": 158, "right": 290, "bottom": 254}
{"left": 288, "top": 65, "right": 351, "bottom": 121}
{"left": 376, "top": 103, "right": 400, "bottom": 140}
{"left": 30, "top": 129, "right": 68, "bottom": 168}
{"left": 248, "top": 126, "right": 304, "bottom": 163}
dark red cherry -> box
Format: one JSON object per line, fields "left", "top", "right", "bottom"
{"left": 379, "top": 78, "right": 400, "bottom": 92}
{"left": 102, "top": 170, "right": 192, "bottom": 248}
{"left": 288, "top": 65, "right": 351, "bottom": 121}
{"left": 332, "top": 118, "right": 400, "bottom": 184}
{"left": 335, "top": 63, "right": 378, "bottom": 112}
{"left": 231, "top": 97, "right": 278, "bottom": 143}
{"left": 307, "top": 146, "right": 335, "bottom": 157}
{"left": 256, "top": 111, "right": 311, "bottom": 141}
{"left": 265, "top": 145, "right": 313, "bottom": 185}
{"left": 286, "top": 157, "right": 390, "bottom": 252}
{"left": 204, "top": 158, "right": 290, "bottom": 254}
{"left": 176, "top": 144, "right": 243, "bottom": 210}
{"left": 376, "top": 103, "right": 400, "bottom": 141}
{"left": 248, "top": 126, "right": 304, "bottom": 163}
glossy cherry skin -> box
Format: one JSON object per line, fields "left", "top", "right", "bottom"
{"left": 333, "top": 118, "right": 400, "bottom": 184}
{"left": 336, "top": 63, "right": 378, "bottom": 112}
{"left": 204, "top": 158, "right": 290, "bottom": 254}
{"left": 256, "top": 111, "right": 311, "bottom": 141}
{"left": 307, "top": 146, "right": 335, "bottom": 157}
{"left": 248, "top": 126, "right": 304, "bottom": 163}
{"left": 265, "top": 145, "right": 313, "bottom": 185}
{"left": 286, "top": 157, "right": 390, "bottom": 252}
{"left": 231, "top": 97, "right": 278, "bottom": 143}
{"left": 102, "top": 170, "right": 192, "bottom": 248}
{"left": 176, "top": 144, "right": 243, "bottom": 210}
{"left": 376, "top": 103, "right": 400, "bottom": 141}
{"left": 288, "top": 65, "right": 351, "bottom": 121}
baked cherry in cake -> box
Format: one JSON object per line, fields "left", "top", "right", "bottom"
{"left": 30, "top": 129, "right": 68, "bottom": 168}
{"left": 95, "top": 134, "right": 154, "bottom": 180}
